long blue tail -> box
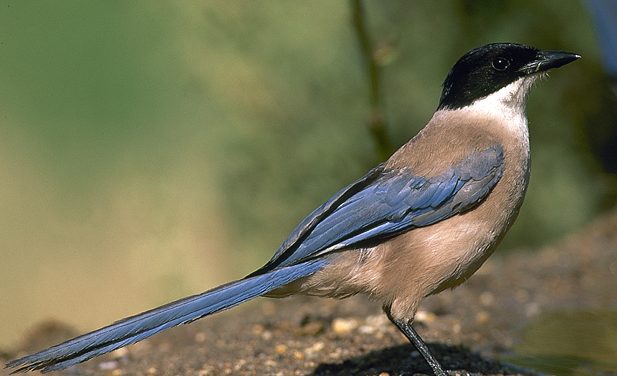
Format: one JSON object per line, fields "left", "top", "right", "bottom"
{"left": 6, "top": 259, "right": 327, "bottom": 373}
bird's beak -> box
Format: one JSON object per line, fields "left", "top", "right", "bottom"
{"left": 518, "top": 50, "right": 581, "bottom": 74}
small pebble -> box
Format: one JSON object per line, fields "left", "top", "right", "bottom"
{"left": 146, "top": 367, "right": 157, "bottom": 375}
{"left": 194, "top": 332, "right": 207, "bottom": 343}
{"left": 111, "top": 347, "right": 128, "bottom": 357}
{"left": 198, "top": 365, "right": 215, "bottom": 375}
{"left": 264, "top": 359, "right": 278, "bottom": 367}
{"left": 358, "top": 325, "right": 375, "bottom": 334}
{"left": 475, "top": 310, "right": 490, "bottom": 325}
{"left": 252, "top": 324, "right": 265, "bottom": 335}
{"left": 415, "top": 310, "right": 437, "bottom": 324}
{"left": 292, "top": 350, "right": 304, "bottom": 360}
{"left": 275, "top": 344, "right": 288, "bottom": 354}
{"left": 261, "top": 330, "right": 273, "bottom": 341}
{"left": 98, "top": 360, "right": 119, "bottom": 370}
{"left": 234, "top": 359, "right": 247, "bottom": 371}
{"left": 329, "top": 348, "right": 343, "bottom": 359}
{"left": 452, "top": 322, "right": 462, "bottom": 334}
{"left": 479, "top": 291, "right": 495, "bottom": 306}
{"left": 365, "top": 314, "right": 389, "bottom": 328}
{"left": 332, "top": 318, "right": 358, "bottom": 336}
{"left": 304, "top": 341, "right": 325, "bottom": 356}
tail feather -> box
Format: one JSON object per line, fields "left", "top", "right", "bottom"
{"left": 6, "top": 259, "right": 327, "bottom": 373}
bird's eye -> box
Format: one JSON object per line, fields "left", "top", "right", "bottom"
{"left": 492, "top": 57, "right": 511, "bottom": 71}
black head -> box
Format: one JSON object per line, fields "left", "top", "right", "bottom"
{"left": 438, "top": 43, "right": 580, "bottom": 110}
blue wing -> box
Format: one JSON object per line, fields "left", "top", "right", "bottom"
{"left": 256, "top": 145, "right": 504, "bottom": 272}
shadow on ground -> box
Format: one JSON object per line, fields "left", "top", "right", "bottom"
{"left": 311, "top": 342, "right": 533, "bottom": 376}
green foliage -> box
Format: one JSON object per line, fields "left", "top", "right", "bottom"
{"left": 1, "top": 0, "right": 613, "bottom": 262}
{"left": 1, "top": 0, "right": 614, "bottom": 260}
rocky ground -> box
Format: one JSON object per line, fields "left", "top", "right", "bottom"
{"left": 2, "top": 209, "right": 616, "bottom": 376}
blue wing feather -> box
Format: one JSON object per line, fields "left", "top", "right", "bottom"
{"left": 259, "top": 145, "right": 504, "bottom": 270}
{"left": 259, "top": 163, "right": 386, "bottom": 269}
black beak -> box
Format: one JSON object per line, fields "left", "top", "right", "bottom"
{"left": 519, "top": 50, "right": 581, "bottom": 75}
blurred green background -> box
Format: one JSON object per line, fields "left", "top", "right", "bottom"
{"left": 1, "top": 1, "right": 615, "bottom": 347}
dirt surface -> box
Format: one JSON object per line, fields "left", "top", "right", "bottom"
{"left": 2, "top": 209, "right": 616, "bottom": 376}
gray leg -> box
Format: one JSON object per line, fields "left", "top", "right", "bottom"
{"left": 385, "top": 309, "right": 448, "bottom": 376}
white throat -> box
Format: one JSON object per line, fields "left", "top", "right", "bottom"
{"left": 463, "top": 76, "right": 537, "bottom": 141}
{"left": 474, "top": 76, "right": 535, "bottom": 113}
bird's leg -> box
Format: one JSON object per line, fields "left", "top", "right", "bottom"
{"left": 385, "top": 309, "right": 448, "bottom": 376}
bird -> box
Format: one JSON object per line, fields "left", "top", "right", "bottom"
{"left": 6, "top": 43, "right": 580, "bottom": 375}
